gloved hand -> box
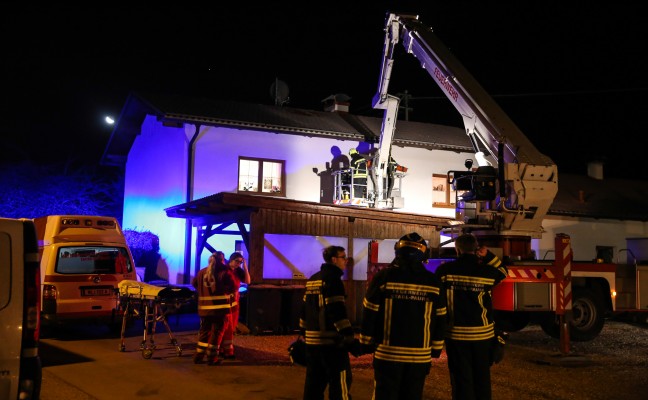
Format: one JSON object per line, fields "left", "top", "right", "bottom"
{"left": 339, "top": 334, "right": 356, "bottom": 349}
{"left": 348, "top": 338, "right": 363, "bottom": 357}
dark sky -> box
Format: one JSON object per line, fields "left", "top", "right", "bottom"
{"left": 3, "top": 3, "right": 647, "bottom": 180}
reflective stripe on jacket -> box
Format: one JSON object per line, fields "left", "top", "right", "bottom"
{"left": 360, "top": 259, "right": 447, "bottom": 363}
{"left": 300, "top": 263, "right": 353, "bottom": 346}
{"left": 435, "top": 251, "right": 507, "bottom": 341}
{"left": 192, "top": 264, "right": 236, "bottom": 317}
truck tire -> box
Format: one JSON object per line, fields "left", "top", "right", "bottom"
{"left": 494, "top": 311, "right": 530, "bottom": 332}
{"left": 540, "top": 288, "right": 605, "bottom": 341}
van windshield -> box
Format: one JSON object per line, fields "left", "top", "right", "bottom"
{"left": 56, "top": 246, "right": 133, "bottom": 274}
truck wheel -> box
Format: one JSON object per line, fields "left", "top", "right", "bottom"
{"left": 494, "top": 311, "right": 530, "bottom": 332}
{"left": 633, "top": 313, "right": 648, "bottom": 325}
{"left": 539, "top": 288, "right": 605, "bottom": 342}
{"left": 539, "top": 314, "right": 560, "bottom": 339}
{"left": 570, "top": 288, "right": 605, "bottom": 341}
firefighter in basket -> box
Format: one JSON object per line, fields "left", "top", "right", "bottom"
{"left": 348, "top": 148, "right": 368, "bottom": 198}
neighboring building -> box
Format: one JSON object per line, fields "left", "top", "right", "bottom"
{"left": 102, "top": 92, "right": 648, "bottom": 286}
{"left": 540, "top": 169, "right": 648, "bottom": 264}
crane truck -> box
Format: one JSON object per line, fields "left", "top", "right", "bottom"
{"left": 369, "top": 12, "right": 648, "bottom": 342}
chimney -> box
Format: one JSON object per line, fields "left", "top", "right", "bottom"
{"left": 322, "top": 93, "right": 351, "bottom": 113}
{"left": 587, "top": 161, "right": 603, "bottom": 180}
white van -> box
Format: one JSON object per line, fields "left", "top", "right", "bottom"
{"left": 35, "top": 215, "right": 137, "bottom": 331}
{"left": 0, "top": 217, "right": 41, "bottom": 400}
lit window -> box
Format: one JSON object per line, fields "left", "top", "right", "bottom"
{"left": 238, "top": 157, "right": 286, "bottom": 196}
{"left": 432, "top": 173, "right": 456, "bottom": 208}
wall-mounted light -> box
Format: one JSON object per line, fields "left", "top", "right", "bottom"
{"left": 105, "top": 116, "right": 115, "bottom": 125}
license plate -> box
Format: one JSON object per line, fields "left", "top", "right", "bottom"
{"left": 81, "top": 287, "right": 113, "bottom": 296}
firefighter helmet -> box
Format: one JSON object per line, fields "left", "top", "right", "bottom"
{"left": 288, "top": 336, "right": 307, "bottom": 366}
{"left": 394, "top": 232, "right": 428, "bottom": 261}
{"left": 349, "top": 148, "right": 358, "bottom": 155}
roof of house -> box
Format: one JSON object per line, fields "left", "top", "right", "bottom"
{"left": 103, "top": 91, "right": 648, "bottom": 222}
{"left": 101, "top": 91, "right": 472, "bottom": 167}
{"left": 551, "top": 174, "right": 648, "bottom": 221}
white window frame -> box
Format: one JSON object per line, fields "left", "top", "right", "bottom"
{"left": 238, "top": 157, "right": 286, "bottom": 197}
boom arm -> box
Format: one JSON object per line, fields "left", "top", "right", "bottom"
{"left": 372, "top": 13, "right": 558, "bottom": 238}
{"left": 371, "top": 18, "right": 402, "bottom": 207}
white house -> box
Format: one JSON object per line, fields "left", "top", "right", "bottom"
{"left": 102, "top": 92, "right": 648, "bottom": 286}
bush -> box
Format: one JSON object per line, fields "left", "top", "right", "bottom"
{"left": 124, "top": 229, "right": 161, "bottom": 282}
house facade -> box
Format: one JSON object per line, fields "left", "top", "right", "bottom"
{"left": 103, "top": 92, "right": 648, "bottom": 286}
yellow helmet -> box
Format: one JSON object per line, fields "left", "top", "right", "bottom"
{"left": 349, "top": 148, "right": 358, "bottom": 155}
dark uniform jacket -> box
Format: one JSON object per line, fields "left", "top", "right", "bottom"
{"left": 192, "top": 263, "right": 236, "bottom": 317}
{"left": 350, "top": 153, "right": 368, "bottom": 178}
{"left": 300, "top": 263, "right": 354, "bottom": 346}
{"left": 435, "top": 252, "right": 507, "bottom": 341}
{"left": 360, "top": 259, "right": 447, "bottom": 363}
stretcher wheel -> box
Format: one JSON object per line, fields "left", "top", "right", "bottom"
{"left": 142, "top": 348, "right": 154, "bottom": 359}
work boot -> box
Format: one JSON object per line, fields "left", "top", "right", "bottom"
{"left": 207, "top": 357, "right": 222, "bottom": 366}
{"left": 193, "top": 353, "right": 204, "bottom": 364}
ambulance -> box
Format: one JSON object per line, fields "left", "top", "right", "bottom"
{"left": 35, "top": 215, "right": 137, "bottom": 331}
{"left": 0, "top": 217, "right": 41, "bottom": 400}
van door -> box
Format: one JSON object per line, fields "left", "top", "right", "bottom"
{"left": 0, "top": 218, "right": 41, "bottom": 400}
{"left": 43, "top": 245, "right": 133, "bottom": 323}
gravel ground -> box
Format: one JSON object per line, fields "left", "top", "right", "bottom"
{"left": 234, "top": 319, "right": 648, "bottom": 400}
{"left": 39, "top": 315, "right": 647, "bottom": 399}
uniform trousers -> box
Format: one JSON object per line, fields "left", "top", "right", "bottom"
{"left": 221, "top": 304, "right": 239, "bottom": 356}
{"left": 351, "top": 177, "right": 366, "bottom": 198}
{"left": 372, "top": 358, "right": 431, "bottom": 400}
{"left": 303, "top": 345, "right": 352, "bottom": 400}
{"left": 195, "top": 313, "right": 230, "bottom": 362}
{"left": 445, "top": 338, "right": 493, "bottom": 400}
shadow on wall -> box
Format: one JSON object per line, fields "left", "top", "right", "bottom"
{"left": 155, "top": 256, "right": 169, "bottom": 282}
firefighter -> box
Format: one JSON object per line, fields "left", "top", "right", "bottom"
{"left": 435, "top": 233, "right": 508, "bottom": 400}
{"left": 386, "top": 155, "right": 401, "bottom": 198}
{"left": 348, "top": 148, "right": 368, "bottom": 198}
{"left": 191, "top": 253, "right": 236, "bottom": 365}
{"left": 300, "top": 245, "right": 357, "bottom": 400}
{"left": 359, "top": 233, "right": 447, "bottom": 400}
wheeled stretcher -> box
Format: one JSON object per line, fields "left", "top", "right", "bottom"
{"left": 118, "top": 280, "right": 195, "bottom": 359}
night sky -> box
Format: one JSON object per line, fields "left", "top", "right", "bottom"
{"left": 3, "top": 3, "right": 647, "bottom": 180}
